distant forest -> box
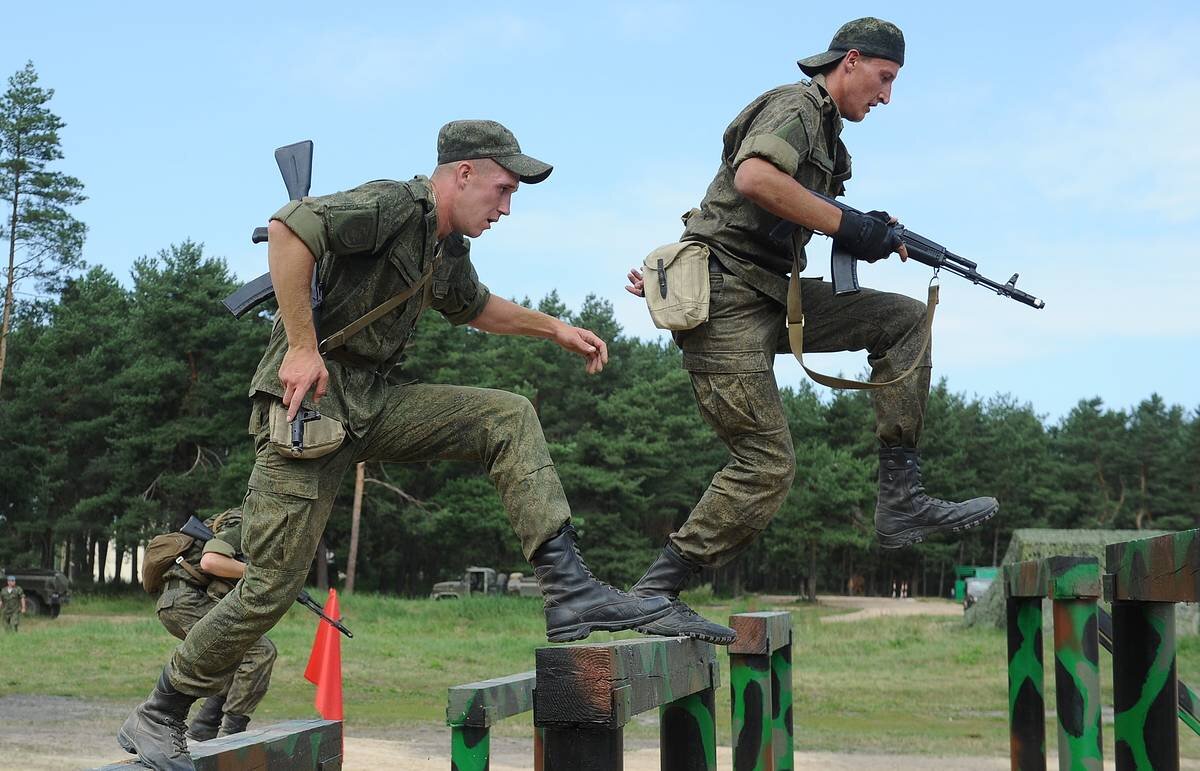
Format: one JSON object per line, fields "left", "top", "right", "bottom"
{"left": 1, "top": 244, "right": 1197, "bottom": 599}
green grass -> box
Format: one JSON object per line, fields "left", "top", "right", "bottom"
{"left": 4, "top": 592, "right": 1199, "bottom": 759}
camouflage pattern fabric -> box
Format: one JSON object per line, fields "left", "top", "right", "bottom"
{"left": 157, "top": 582, "right": 277, "bottom": 716}
{"left": 2, "top": 585, "right": 21, "bottom": 632}
{"left": 167, "top": 181, "right": 571, "bottom": 697}
{"left": 667, "top": 75, "right": 931, "bottom": 568}
{"left": 252, "top": 176, "right": 491, "bottom": 434}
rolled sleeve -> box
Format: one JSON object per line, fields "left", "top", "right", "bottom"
{"left": 440, "top": 279, "right": 492, "bottom": 325}
{"left": 270, "top": 200, "right": 327, "bottom": 260}
{"left": 202, "top": 537, "right": 237, "bottom": 559}
{"left": 733, "top": 133, "right": 802, "bottom": 176}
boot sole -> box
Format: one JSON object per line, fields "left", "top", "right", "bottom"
{"left": 876, "top": 502, "right": 999, "bottom": 550}
{"left": 631, "top": 626, "right": 737, "bottom": 645}
{"left": 546, "top": 606, "right": 673, "bottom": 643}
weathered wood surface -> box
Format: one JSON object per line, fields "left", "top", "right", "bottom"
{"left": 447, "top": 669, "right": 536, "bottom": 727}
{"left": 728, "top": 611, "right": 792, "bottom": 656}
{"left": 93, "top": 719, "right": 342, "bottom": 770}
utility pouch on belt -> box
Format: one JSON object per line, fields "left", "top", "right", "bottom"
{"left": 642, "top": 240, "right": 711, "bottom": 331}
{"left": 268, "top": 402, "right": 345, "bottom": 459}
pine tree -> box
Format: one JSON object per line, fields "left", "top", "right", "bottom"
{"left": 0, "top": 61, "right": 86, "bottom": 394}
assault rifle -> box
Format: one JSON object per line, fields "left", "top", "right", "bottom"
{"left": 770, "top": 191, "right": 1045, "bottom": 309}
{"left": 221, "top": 140, "right": 320, "bottom": 319}
{"left": 180, "top": 515, "right": 353, "bottom": 638}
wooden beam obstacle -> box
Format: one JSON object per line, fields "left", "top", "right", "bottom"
{"left": 92, "top": 718, "right": 342, "bottom": 770}
{"left": 1004, "top": 527, "right": 1200, "bottom": 771}
{"left": 534, "top": 635, "right": 721, "bottom": 771}
{"left": 446, "top": 670, "right": 539, "bottom": 771}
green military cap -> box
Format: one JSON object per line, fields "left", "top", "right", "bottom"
{"left": 437, "top": 119, "right": 553, "bottom": 184}
{"left": 797, "top": 17, "right": 905, "bottom": 76}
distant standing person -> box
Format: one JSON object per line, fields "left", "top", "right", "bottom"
{"left": 2, "top": 575, "right": 26, "bottom": 632}
{"left": 153, "top": 509, "right": 275, "bottom": 741}
{"left": 625, "top": 18, "right": 997, "bottom": 643}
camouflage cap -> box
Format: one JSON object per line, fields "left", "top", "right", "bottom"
{"left": 5, "top": 575, "right": 14, "bottom": 581}
{"left": 437, "top": 119, "right": 553, "bottom": 184}
{"left": 797, "top": 17, "right": 905, "bottom": 76}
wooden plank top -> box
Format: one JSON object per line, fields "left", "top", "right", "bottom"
{"left": 1106, "top": 528, "right": 1200, "bottom": 603}
{"left": 92, "top": 719, "right": 342, "bottom": 770}
{"left": 1046, "top": 556, "right": 1101, "bottom": 600}
{"left": 534, "top": 636, "right": 719, "bottom": 729}
{"left": 447, "top": 670, "right": 536, "bottom": 727}
{"left": 1004, "top": 559, "right": 1048, "bottom": 598}
{"left": 728, "top": 611, "right": 793, "bottom": 655}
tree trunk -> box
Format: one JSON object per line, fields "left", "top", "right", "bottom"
{"left": 0, "top": 182, "right": 21, "bottom": 395}
{"left": 315, "top": 537, "right": 329, "bottom": 591}
{"left": 807, "top": 541, "right": 818, "bottom": 601}
{"left": 131, "top": 544, "right": 140, "bottom": 585}
{"left": 991, "top": 526, "right": 1000, "bottom": 566}
{"left": 938, "top": 559, "right": 946, "bottom": 599}
{"left": 112, "top": 544, "right": 124, "bottom": 585}
{"left": 345, "top": 462, "right": 365, "bottom": 593}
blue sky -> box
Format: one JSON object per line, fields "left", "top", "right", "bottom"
{"left": 4, "top": 1, "right": 1197, "bottom": 423}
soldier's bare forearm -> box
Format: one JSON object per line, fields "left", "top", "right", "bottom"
{"left": 733, "top": 157, "right": 842, "bottom": 235}
{"left": 469, "top": 295, "right": 563, "bottom": 339}
{"left": 267, "top": 219, "right": 319, "bottom": 351}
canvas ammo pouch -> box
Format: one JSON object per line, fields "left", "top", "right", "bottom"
{"left": 267, "top": 402, "right": 345, "bottom": 460}
{"left": 642, "top": 241, "right": 711, "bottom": 331}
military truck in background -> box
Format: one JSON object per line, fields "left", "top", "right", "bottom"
{"left": 1, "top": 568, "right": 71, "bottom": 617}
{"left": 430, "top": 567, "right": 540, "bottom": 600}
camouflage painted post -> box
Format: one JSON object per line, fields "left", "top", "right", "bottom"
{"left": 534, "top": 636, "right": 719, "bottom": 771}
{"left": 1046, "top": 557, "right": 1103, "bottom": 770}
{"left": 1110, "top": 602, "right": 1178, "bottom": 770}
{"left": 729, "top": 611, "right": 794, "bottom": 771}
{"left": 1004, "top": 560, "right": 1048, "bottom": 771}
{"left": 1098, "top": 607, "right": 1200, "bottom": 740}
{"left": 446, "top": 670, "right": 537, "bottom": 771}
{"left": 770, "top": 642, "right": 795, "bottom": 770}
{"left": 660, "top": 687, "right": 717, "bottom": 771}
{"left": 1105, "top": 527, "right": 1197, "bottom": 770}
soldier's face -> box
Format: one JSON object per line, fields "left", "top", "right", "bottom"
{"left": 454, "top": 160, "right": 519, "bottom": 238}
{"left": 838, "top": 55, "right": 899, "bottom": 122}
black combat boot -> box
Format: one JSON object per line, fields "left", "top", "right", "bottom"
{"left": 218, "top": 713, "right": 251, "bottom": 737}
{"left": 117, "top": 669, "right": 198, "bottom": 771}
{"left": 185, "top": 695, "right": 225, "bottom": 743}
{"left": 530, "top": 523, "right": 672, "bottom": 642}
{"left": 875, "top": 446, "right": 998, "bottom": 549}
{"left": 630, "top": 545, "right": 736, "bottom": 645}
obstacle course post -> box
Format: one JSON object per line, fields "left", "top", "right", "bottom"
{"left": 446, "top": 670, "right": 539, "bottom": 771}
{"left": 1003, "top": 558, "right": 1048, "bottom": 771}
{"left": 533, "top": 636, "right": 720, "bottom": 771}
{"left": 1046, "top": 556, "right": 1103, "bottom": 769}
{"left": 728, "top": 611, "right": 794, "bottom": 771}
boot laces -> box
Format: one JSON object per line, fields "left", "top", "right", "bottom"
{"left": 567, "top": 533, "right": 625, "bottom": 596}
{"left": 168, "top": 717, "right": 190, "bottom": 756}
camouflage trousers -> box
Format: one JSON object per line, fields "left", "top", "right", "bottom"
{"left": 157, "top": 583, "right": 276, "bottom": 715}
{"left": 2, "top": 610, "right": 17, "bottom": 632}
{"left": 671, "top": 269, "right": 931, "bottom": 567}
{"left": 168, "top": 383, "right": 570, "bottom": 696}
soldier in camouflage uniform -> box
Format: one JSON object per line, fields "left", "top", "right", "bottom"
{"left": 119, "top": 120, "right": 670, "bottom": 770}
{"left": 2, "top": 575, "right": 26, "bottom": 632}
{"left": 626, "top": 18, "right": 998, "bottom": 643}
{"left": 154, "top": 510, "right": 275, "bottom": 741}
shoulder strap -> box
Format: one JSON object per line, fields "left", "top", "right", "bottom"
{"left": 318, "top": 265, "right": 437, "bottom": 354}
{"left": 786, "top": 253, "right": 937, "bottom": 389}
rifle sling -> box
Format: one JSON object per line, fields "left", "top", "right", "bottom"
{"left": 786, "top": 255, "right": 937, "bottom": 390}
{"left": 317, "top": 266, "right": 436, "bottom": 355}
{"left": 174, "top": 556, "right": 212, "bottom": 587}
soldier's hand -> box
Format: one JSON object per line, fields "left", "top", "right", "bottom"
{"left": 835, "top": 209, "right": 903, "bottom": 263}
{"left": 625, "top": 268, "right": 645, "bottom": 298}
{"left": 554, "top": 325, "right": 609, "bottom": 374}
{"left": 279, "top": 346, "right": 328, "bottom": 421}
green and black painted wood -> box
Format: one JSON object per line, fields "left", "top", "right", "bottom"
{"left": 1097, "top": 607, "right": 1200, "bottom": 738}
{"left": 1046, "top": 556, "right": 1103, "bottom": 769}
{"left": 446, "top": 670, "right": 539, "bottom": 771}
{"left": 728, "top": 611, "right": 794, "bottom": 771}
{"left": 533, "top": 636, "right": 720, "bottom": 771}
{"left": 93, "top": 719, "right": 342, "bottom": 770}
{"left": 1105, "top": 528, "right": 1199, "bottom": 771}
{"left": 1003, "top": 559, "right": 1048, "bottom": 771}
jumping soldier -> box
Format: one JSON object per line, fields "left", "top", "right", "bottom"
{"left": 118, "top": 120, "right": 670, "bottom": 770}
{"left": 626, "top": 18, "right": 998, "bottom": 643}
{"left": 153, "top": 509, "right": 275, "bottom": 741}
